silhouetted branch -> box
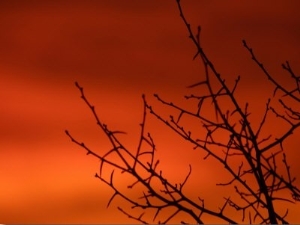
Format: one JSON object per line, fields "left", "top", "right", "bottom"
{"left": 67, "top": 0, "right": 299, "bottom": 223}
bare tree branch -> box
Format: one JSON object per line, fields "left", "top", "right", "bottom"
{"left": 66, "top": 0, "right": 299, "bottom": 223}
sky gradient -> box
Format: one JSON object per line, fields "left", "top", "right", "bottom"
{"left": 1, "top": 0, "right": 300, "bottom": 223}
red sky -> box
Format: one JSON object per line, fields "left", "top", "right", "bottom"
{"left": 1, "top": 0, "right": 300, "bottom": 223}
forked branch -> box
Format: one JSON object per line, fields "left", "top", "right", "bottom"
{"left": 67, "top": 0, "right": 299, "bottom": 223}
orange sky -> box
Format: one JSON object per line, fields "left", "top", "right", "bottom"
{"left": 1, "top": 1, "right": 300, "bottom": 223}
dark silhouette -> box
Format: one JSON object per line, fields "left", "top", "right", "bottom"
{"left": 66, "top": 0, "right": 300, "bottom": 223}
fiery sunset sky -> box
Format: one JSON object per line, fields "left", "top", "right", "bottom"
{"left": 1, "top": 0, "right": 300, "bottom": 223}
